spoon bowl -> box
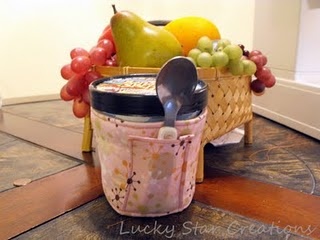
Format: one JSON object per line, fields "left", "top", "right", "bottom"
{"left": 156, "top": 57, "right": 198, "bottom": 139}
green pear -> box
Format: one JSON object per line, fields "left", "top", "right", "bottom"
{"left": 111, "top": 11, "right": 183, "bottom": 67}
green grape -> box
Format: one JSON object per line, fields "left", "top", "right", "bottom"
{"left": 242, "top": 59, "right": 257, "bottom": 75}
{"left": 211, "top": 51, "right": 229, "bottom": 67}
{"left": 196, "top": 36, "right": 213, "bottom": 53}
{"left": 186, "top": 56, "right": 197, "bottom": 67}
{"left": 228, "top": 59, "right": 244, "bottom": 75}
{"left": 217, "top": 39, "right": 231, "bottom": 49}
{"left": 187, "top": 48, "right": 202, "bottom": 62}
{"left": 223, "top": 44, "right": 243, "bottom": 60}
{"left": 197, "top": 52, "right": 212, "bottom": 67}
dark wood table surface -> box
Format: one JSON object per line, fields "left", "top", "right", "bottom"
{"left": 1, "top": 100, "right": 320, "bottom": 240}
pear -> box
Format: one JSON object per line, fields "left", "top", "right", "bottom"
{"left": 111, "top": 11, "right": 183, "bottom": 67}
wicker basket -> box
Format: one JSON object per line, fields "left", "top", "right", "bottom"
{"left": 89, "top": 66, "right": 253, "bottom": 182}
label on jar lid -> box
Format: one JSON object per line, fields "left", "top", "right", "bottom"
{"left": 96, "top": 77, "right": 156, "bottom": 95}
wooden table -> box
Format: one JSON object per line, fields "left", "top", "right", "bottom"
{"left": 1, "top": 101, "right": 320, "bottom": 239}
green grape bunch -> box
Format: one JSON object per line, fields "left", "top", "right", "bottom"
{"left": 186, "top": 36, "right": 276, "bottom": 96}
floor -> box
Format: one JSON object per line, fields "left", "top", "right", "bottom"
{"left": 0, "top": 100, "right": 320, "bottom": 239}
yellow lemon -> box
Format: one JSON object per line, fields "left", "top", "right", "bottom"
{"left": 164, "top": 16, "right": 221, "bottom": 56}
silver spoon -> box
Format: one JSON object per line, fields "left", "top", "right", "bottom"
{"left": 156, "top": 56, "right": 198, "bottom": 139}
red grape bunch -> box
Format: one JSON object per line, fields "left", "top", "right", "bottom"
{"left": 242, "top": 48, "right": 276, "bottom": 95}
{"left": 59, "top": 25, "right": 117, "bottom": 118}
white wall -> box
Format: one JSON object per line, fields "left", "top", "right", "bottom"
{"left": 0, "top": 0, "right": 109, "bottom": 104}
{"left": 295, "top": 0, "right": 320, "bottom": 86}
{"left": 252, "top": 0, "right": 302, "bottom": 80}
{"left": 0, "top": 0, "right": 255, "bottom": 104}
{"left": 252, "top": 0, "right": 320, "bottom": 140}
{"left": 253, "top": 0, "right": 320, "bottom": 87}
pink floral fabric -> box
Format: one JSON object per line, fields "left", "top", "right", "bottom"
{"left": 91, "top": 108, "right": 207, "bottom": 217}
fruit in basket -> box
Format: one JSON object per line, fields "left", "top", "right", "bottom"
{"left": 197, "top": 52, "right": 212, "bottom": 67}
{"left": 97, "top": 39, "right": 114, "bottom": 58}
{"left": 186, "top": 36, "right": 276, "bottom": 95}
{"left": 248, "top": 49, "right": 276, "bottom": 90}
{"left": 250, "top": 79, "right": 266, "bottom": 95}
{"left": 73, "top": 96, "right": 90, "bottom": 118}
{"left": 255, "top": 66, "right": 271, "bottom": 80}
{"left": 110, "top": 11, "right": 182, "bottom": 67}
{"left": 70, "top": 56, "right": 91, "bottom": 74}
{"left": 211, "top": 51, "right": 229, "bottom": 67}
{"left": 264, "top": 75, "right": 276, "bottom": 88}
{"left": 98, "top": 25, "right": 114, "bottom": 45}
{"left": 70, "top": 48, "right": 90, "bottom": 59}
{"left": 196, "top": 36, "right": 213, "bottom": 53}
{"left": 59, "top": 46, "right": 104, "bottom": 118}
{"left": 60, "top": 7, "right": 278, "bottom": 120}
{"left": 242, "top": 59, "right": 257, "bottom": 75}
{"left": 164, "top": 16, "right": 220, "bottom": 56}
{"left": 187, "top": 48, "right": 202, "bottom": 60}
{"left": 59, "top": 34, "right": 114, "bottom": 118}
{"left": 60, "top": 84, "right": 74, "bottom": 101}
{"left": 223, "top": 44, "right": 243, "bottom": 60}
{"left": 217, "top": 39, "right": 231, "bottom": 49}
{"left": 60, "top": 64, "right": 75, "bottom": 80}
{"left": 228, "top": 59, "right": 244, "bottom": 75}
{"left": 89, "top": 47, "right": 108, "bottom": 66}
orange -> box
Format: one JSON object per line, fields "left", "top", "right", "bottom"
{"left": 164, "top": 16, "right": 221, "bottom": 56}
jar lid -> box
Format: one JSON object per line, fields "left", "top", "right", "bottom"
{"left": 89, "top": 74, "right": 207, "bottom": 116}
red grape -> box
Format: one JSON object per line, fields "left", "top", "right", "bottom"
{"left": 60, "top": 64, "right": 75, "bottom": 80}
{"left": 84, "top": 70, "right": 102, "bottom": 86}
{"left": 71, "top": 56, "right": 92, "bottom": 74}
{"left": 253, "top": 89, "right": 265, "bottom": 96}
{"left": 260, "top": 55, "right": 268, "bottom": 66}
{"left": 264, "top": 75, "right": 276, "bottom": 88}
{"left": 250, "top": 55, "right": 264, "bottom": 69}
{"left": 98, "top": 25, "right": 114, "bottom": 44}
{"left": 97, "top": 39, "right": 114, "bottom": 58}
{"left": 250, "top": 79, "right": 266, "bottom": 94}
{"left": 60, "top": 84, "right": 74, "bottom": 101}
{"left": 90, "top": 47, "right": 108, "bottom": 66}
{"left": 254, "top": 67, "right": 272, "bottom": 82}
{"left": 82, "top": 89, "right": 90, "bottom": 104}
{"left": 66, "top": 74, "right": 86, "bottom": 96}
{"left": 70, "top": 48, "right": 90, "bottom": 59}
{"left": 249, "top": 50, "right": 262, "bottom": 58}
{"left": 73, "top": 97, "right": 90, "bottom": 118}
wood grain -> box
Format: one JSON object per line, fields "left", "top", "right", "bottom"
{"left": 0, "top": 133, "right": 81, "bottom": 192}
{"left": 203, "top": 114, "right": 320, "bottom": 195}
{"left": 0, "top": 112, "right": 92, "bottom": 163}
{"left": 15, "top": 197, "right": 307, "bottom": 240}
{"left": 1, "top": 104, "right": 320, "bottom": 239}
{"left": 0, "top": 165, "right": 103, "bottom": 240}
{"left": 194, "top": 169, "right": 320, "bottom": 239}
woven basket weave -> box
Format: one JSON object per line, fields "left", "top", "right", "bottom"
{"left": 197, "top": 68, "right": 253, "bottom": 144}
{"left": 94, "top": 66, "right": 253, "bottom": 182}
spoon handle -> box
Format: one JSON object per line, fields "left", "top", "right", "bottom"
{"left": 157, "top": 126, "right": 178, "bottom": 140}
{"left": 157, "top": 99, "right": 180, "bottom": 140}
{"left": 163, "top": 99, "right": 180, "bottom": 127}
